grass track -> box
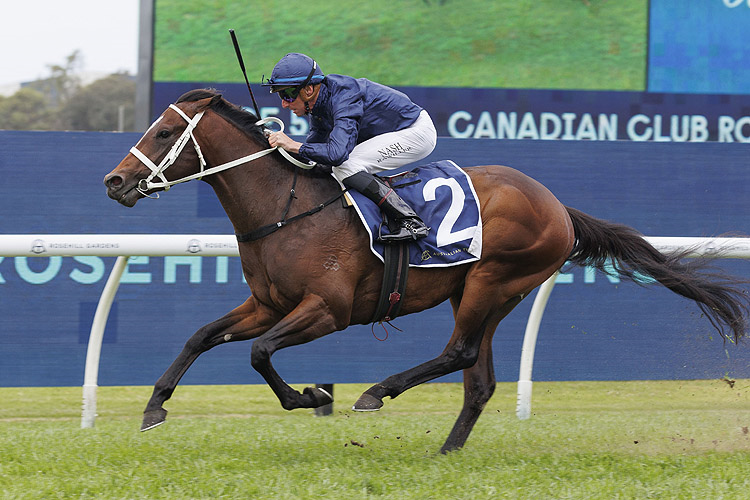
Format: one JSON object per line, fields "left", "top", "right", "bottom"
{"left": 2, "top": 380, "right": 749, "bottom": 499}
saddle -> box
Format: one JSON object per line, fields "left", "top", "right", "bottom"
{"left": 344, "top": 160, "right": 483, "bottom": 323}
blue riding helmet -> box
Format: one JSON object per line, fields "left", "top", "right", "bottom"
{"left": 262, "top": 53, "right": 325, "bottom": 93}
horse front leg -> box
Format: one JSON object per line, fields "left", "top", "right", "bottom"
{"left": 249, "top": 294, "right": 340, "bottom": 410}
{"left": 141, "top": 296, "right": 278, "bottom": 431}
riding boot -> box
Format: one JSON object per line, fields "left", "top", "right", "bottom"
{"left": 342, "top": 171, "right": 429, "bottom": 242}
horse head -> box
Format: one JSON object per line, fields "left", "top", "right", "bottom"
{"left": 104, "top": 89, "right": 272, "bottom": 207}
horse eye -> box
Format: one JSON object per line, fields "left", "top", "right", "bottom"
{"left": 157, "top": 129, "right": 171, "bottom": 139}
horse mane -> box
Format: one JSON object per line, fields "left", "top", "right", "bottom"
{"left": 176, "top": 89, "right": 268, "bottom": 145}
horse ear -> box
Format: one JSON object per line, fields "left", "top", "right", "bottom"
{"left": 193, "top": 94, "right": 223, "bottom": 112}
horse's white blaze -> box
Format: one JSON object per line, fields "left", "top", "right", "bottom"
{"left": 135, "top": 115, "right": 164, "bottom": 148}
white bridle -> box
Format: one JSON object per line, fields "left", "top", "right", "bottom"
{"left": 130, "top": 103, "right": 315, "bottom": 198}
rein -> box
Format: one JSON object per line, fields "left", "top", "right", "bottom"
{"left": 130, "top": 101, "right": 345, "bottom": 242}
{"left": 131, "top": 104, "right": 315, "bottom": 197}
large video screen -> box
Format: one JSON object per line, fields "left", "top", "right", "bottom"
{"left": 153, "top": 0, "right": 649, "bottom": 91}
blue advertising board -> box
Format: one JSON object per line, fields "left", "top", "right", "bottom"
{"left": 154, "top": 82, "right": 750, "bottom": 144}
{"left": 0, "top": 131, "right": 748, "bottom": 387}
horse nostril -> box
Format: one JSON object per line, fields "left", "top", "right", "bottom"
{"left": 105, "top": 174, "right": 123, "bottom": 188}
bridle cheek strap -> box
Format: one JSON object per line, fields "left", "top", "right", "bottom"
{"left": 133, "top": 105, "right": 206, "bottom": 196}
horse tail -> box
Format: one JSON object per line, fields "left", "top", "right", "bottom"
{"left": 565, "top": 206, "right": 749, "bottom": 343}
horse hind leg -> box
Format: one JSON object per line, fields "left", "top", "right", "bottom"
{"left": 353, "top": 291, "right": 520, "bottom": 418}
{"left": 440, "top": 331, "right": 496, "bottom": 454}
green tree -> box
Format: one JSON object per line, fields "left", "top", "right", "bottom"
{"left": 0, "top": 88, "right": 55, "bottom": 130}
{"left": 46, "top": 50, "right": 83, "bottom": 107}
{"left": 23, "top": 50, "right": 84, "bottom": 109}
{"left": 0, "top": 51, "right": 136, "bottom": 131}
{"left": 58, "top": 73, "right": 136, "bottom": 131}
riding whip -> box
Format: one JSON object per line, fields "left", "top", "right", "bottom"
{"left": 228, "top": 29, "right": 262, "bottom": 118}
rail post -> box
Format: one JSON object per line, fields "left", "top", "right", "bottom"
{"left": 81, "top": 256, "right": 129, "bottom": 428}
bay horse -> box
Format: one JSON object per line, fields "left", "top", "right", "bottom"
{"left": 104, "top": 89, "right": 748, "bottom": 454}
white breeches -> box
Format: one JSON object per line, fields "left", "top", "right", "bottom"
{"left": 331, "top": 110, "right": 437, "bottom": 183}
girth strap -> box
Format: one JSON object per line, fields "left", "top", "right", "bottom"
{"left": 371, "top": 241, "right": 410, "bottom": 323}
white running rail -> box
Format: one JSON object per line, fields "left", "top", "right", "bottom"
{"left": 0, "top": 235, "right": 239, "bottom": 428}
{"left": 2, "top": 235, "right": 750, "bottom": 426}
{"left": 515, "top": 236, "right": 750, "bottom": 420}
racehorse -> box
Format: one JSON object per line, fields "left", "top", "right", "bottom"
{"left": 104, "top": 89, "right": 748, "bottom": 454}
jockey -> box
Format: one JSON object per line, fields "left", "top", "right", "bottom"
{"left": 263, "top": 52, "right": 437, "bottom": 242}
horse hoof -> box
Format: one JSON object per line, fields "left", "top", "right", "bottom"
{"left": 141, "top": 408, "right": 168, "bottom": 431}
{"left": 303, "top": 386, "right": 334, "bottom": 407}
{"left": 352, "top": 393, "right": 383, "bottom": 412}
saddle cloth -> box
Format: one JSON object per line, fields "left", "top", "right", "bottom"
{"left": 346, "top": 160, "right": 482, "bottom": 268}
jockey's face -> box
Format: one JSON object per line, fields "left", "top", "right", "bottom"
{"left": 280, "top": 92, "right": 307, "bottom": 116}
{"left": 279, "top": 84, "right": 317, "bottom": 116}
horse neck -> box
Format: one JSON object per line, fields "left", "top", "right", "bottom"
{"left": 195, "top": 114, "right": 313, "bottom": 235}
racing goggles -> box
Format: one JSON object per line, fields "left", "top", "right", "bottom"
{"left": 276, "top": 60, "right": 317, "bottom": 103}
{"left": 279, "top": 86, "right": 302, "bottom": 103}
